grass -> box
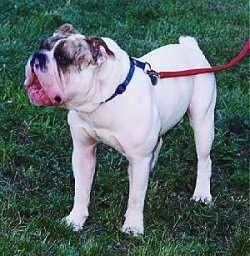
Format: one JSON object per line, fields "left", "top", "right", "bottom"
{"left": 0, "top": 0, "right": 249, "bottom": 255}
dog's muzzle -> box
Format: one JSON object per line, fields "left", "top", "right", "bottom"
{"left": 24, "top": 51, "right": 63, "bottom": 106}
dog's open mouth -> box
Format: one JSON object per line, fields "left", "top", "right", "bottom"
{"left": 25, "top": 70, "right": 53, "bottom": 106}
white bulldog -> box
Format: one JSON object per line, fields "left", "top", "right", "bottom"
{"left": 24, "top": 24, "right": 216, "bottom": 235}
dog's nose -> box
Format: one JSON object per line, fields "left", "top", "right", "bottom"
{"left": 54, "top": 96, "right": 62, "bottom": 103}
{"left": 30, "top": 51, "right": 48, "bottom": 72}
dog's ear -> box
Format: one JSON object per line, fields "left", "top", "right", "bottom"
{"left": 54, "top": 23, "right": 78, "bottom": 36}
{"left": 86, "top": 37, "right": 114, "bottom": 65}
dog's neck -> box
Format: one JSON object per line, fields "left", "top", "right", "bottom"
{"left": 68, "top": 38, "right": 131, "bottom": 113}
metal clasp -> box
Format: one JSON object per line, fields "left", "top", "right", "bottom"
{"left": 146, "top": 69, "right": 159, "bottom": 86}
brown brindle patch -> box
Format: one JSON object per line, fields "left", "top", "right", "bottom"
{"left": 53, "top": 38, "right": 93, "bottom": 72}
{"left": 53, "top": 35, "right": 115, "bottom": 73}
{"left": 53, "top": 40, "right": 75, "bottom": 72}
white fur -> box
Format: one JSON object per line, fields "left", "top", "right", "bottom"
{"left": 28, "top": 35, "right": 216, "bottom": 235}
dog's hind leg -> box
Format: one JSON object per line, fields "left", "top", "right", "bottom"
{"left": 188, "top": 75, "right": 216, "bottom": 204}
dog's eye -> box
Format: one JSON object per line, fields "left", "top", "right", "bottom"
{"left": 56, "top": 54, "right": 68, "bottom": 65}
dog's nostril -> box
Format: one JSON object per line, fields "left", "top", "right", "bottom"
{"left": 54, "top": 96, "right": 62, "bottom": 103}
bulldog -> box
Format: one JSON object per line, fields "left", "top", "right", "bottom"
{"left": 24, "top": 24, "right": 216, "bottom": 235}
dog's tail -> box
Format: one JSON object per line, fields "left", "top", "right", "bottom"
{"left": 179, "top": 36, "right": 200, "bottom": 50}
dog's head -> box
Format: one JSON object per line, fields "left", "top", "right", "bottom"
{"left": 24, "top": 24, "right": 114, "bottom": 107}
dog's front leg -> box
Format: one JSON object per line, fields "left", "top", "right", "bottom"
{"left": 122, "top": 156, "right": 151, "bottom": 236}
{"left": 64, "top": 126, "right": 96, "bottom": 231}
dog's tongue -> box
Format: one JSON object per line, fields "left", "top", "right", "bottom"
{"left": 25, "top": 72, "right": 53, "bottom": 106}
{"left": 27, "top": 84, "right": 53, "bottom": 105}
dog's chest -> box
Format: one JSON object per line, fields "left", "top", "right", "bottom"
{"left": 91, "top": 127, "right": 125, "bottom": 153}
{"left": 68, "top": 110, "right": 125, "bottom": 154}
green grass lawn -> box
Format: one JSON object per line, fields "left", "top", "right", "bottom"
{"left": 0, "top": 0, "right": 249, "bottom": 255}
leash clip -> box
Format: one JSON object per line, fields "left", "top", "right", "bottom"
{"left": 146, "top": 69, "right": 159, "bottom": 86}
{"left": 143, "top": 62, "right": 159, "bottom": 85}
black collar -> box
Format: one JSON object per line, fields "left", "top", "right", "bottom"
{"left": 103, "top": 57, "right": 158, "bottom": 103}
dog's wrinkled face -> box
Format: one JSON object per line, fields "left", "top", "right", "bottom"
{"left": 24, "top": 24, "right": 114, "bottom": 107}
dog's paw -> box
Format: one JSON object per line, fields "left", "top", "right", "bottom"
{"left": 121, "top": 216, "right": 144, "bottom": 236}
{"left": 191, "top": 191, "right": 212, "bottom": 204}
{"left": 62, "top": 213, "right": 87, "bottom": 232}
{"left": 121, "top": 224, "right": 144, "bottom": 236}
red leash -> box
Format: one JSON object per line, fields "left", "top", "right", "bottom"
{"left": 159, "top": 39, "right": 250, "bottom": 78}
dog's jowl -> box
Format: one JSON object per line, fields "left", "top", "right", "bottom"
{"left": 24, "top": 24, "right": 216, "bottom": 235}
